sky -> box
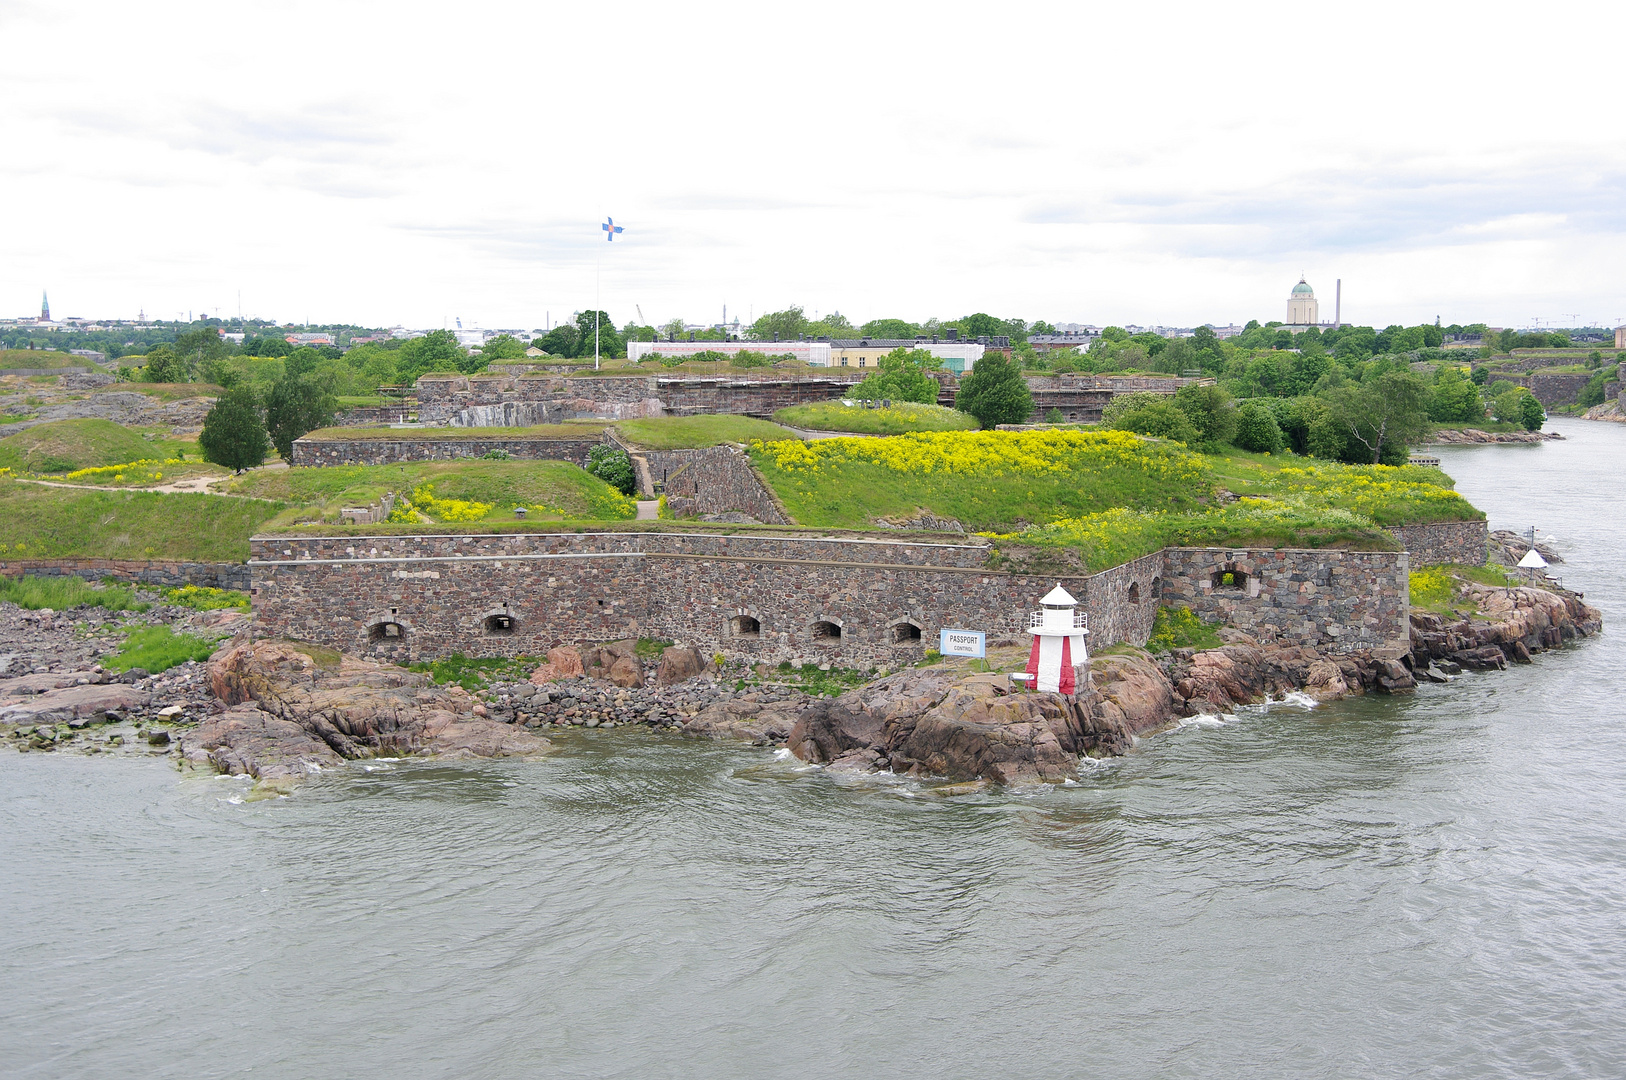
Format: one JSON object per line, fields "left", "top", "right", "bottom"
{"left": 2, "top": 0, "right": 1623, "bottom": 333}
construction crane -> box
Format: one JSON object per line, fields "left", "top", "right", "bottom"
{"left": 636, "top": 304, "right": 646, "bottom": 325}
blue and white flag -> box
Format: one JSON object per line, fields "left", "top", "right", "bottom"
{"left": 602, "top": 217, "right": 624, "bottom": 241}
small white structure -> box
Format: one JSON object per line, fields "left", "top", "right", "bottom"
{"left": 1021, "top": 584, "right": 1090, "bottom": 694}
{"left": 1517, "top": 546, "right": 1548, "bottom": 585}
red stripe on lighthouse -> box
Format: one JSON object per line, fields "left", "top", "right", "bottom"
{"left": 1059, "top": 635, "right": 1075, "bottom": 694}
{"left": 1026, "top": 635, "right": 1042, "bottom": 681}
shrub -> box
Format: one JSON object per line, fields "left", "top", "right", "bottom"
{"left": 1104, "top": 393, "right": 1199, "bottom": 444}
{"left": 1409, "top": 566, "right": 1456, "bottom": 607}
{"left": 1045, "top": 408, "right": 1064, "bottom": 424}
{"left": 587, "top": 443, "right": 636, "bottom": 495}
{"left": 1233, "top": 401, "right": 1285, "bottom": 453}
{"left": 480, "top": 449, "right": 512, "bottom": 461}
{"left": 954, "top": 353, "right": 1033, "bottom": 428}
{"left": 1147, "top": 606, "right": 1221, "bottom": 652}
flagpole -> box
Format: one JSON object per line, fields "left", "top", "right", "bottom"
{"left": 595, "top": 248, "right": 601, "bottom": 371}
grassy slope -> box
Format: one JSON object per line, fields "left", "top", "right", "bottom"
{"left": 301, "top": 422, "right": 606, "bottom": 441}
{"left": 614, "top": 415, "right": 798, "bottom": 449}
{"left": 227, "top": 459, "right": 635, "bottom": 523}
{"left": 0, "top": 479, "right": 283, "bottom": 561}
{"left": 751, "top": 430, "right": 1212, "bottom": 532}
{"left": 773, "top": 401, "right": 979, "bottom": 434}
{"left": 90, "top": 382, "right": 222, "bottom": 402}
{"left": 0, "top": 419, "right": 197, "bottom": 473}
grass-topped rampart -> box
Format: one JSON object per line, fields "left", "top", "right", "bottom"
{"left": 749, "top": 430, "right": 1482, "bottom": 571}
{"left": 227, "top": 459, "right": 636, "bottom": 525}
{"left": 751, "top": 429, "right": 1212, "bottom": 531}
{"left": 772, "top": 400, "right": 979, "bottom": 434}
{"left": 612, "top": 415, "right": 797, "bottom": 449}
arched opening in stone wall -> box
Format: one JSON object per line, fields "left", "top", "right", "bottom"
{"left": 483, "top": 613, "right": 516, "bottom": 635}
{"left": 731, "top": 614, "right": 761, "bottom": 637}
{"left": 811, "top": 620, "right": 842, "bottom": 641}
{"left": 891, "top": 621, "right": 922, "bottom": 644}
{"left": 368, "top": 620, "right": 407, "bottom": 642}
{"left": 1212, "top": 565, "right": 1248, "bottom": 591}
{"left": 1151, "top": 576, "right": 1163, "bottom": 599}
{"left": 1127, "top": 581, "right": 1141, "bottom": 603}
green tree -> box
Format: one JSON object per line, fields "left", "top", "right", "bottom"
{"left": 587, "top": 443, "right": 636, "bottom": 496}
{"left": 396, "top": 330, "right": 467, "bottom": 381}
{"left": 859, "top": 317, "right": 921, "bottom": 339}
{"left": 265, "top": 373, "right": 338, "bottom": 461}
{"left": 1427, "top": 366, "right": 1485, "bottom": 423}
{"left": 574, "top": 310, "right": 623, "bottom": 359}
{"left": 481, "top": 334, "right": 527, "bottom": 360}
{"left": 1173, "top": 383, "right": 1237, "bottom": 448}
{"left": 198, "top": 388, "right": 271, "bottom": 472}
{"left": 750, "top": 306, "right": 810, "bottom": 342}
{"left": 1519, "top": 392, "right": 1546, "bottom": 431}
{"left": 142, "top": 345, "right": 185, "bottom": 383}
{"left": 849, "top": 347, "right": 944, "bottom": 404}
{"left": 659, "top": 317, "right": 686, "bottom": 340}
{"left": 953, "top": 353, "right": 1032, "bottom": 428}
{"left": 172, "top": 327, "right": 229, "bottom": 378}
{"left": 1232, "top": 400, "right": 1285, "bottom": 453}
{"left": 1323, "top": 370, "right": 1431, "bottom": 464}
{"left": 536, "top": 324, "right": 582, "bottom": 358}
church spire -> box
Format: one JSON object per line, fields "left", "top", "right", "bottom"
{"left": 40, "top": 290, "right": 50, "bottom": 322}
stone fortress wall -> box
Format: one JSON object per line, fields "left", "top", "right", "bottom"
{"left": 247, "top": 530, "right": 1413, "bottom": 667}
{"left": 290, "top": 433, "right": 604, "bottom": 469}
{"left": 410, "top": 371, "right": 1213, "bottom": 426}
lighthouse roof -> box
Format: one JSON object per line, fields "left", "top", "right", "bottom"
{"left": 1040, "top": 584, "right": 1077, "bottom": 606}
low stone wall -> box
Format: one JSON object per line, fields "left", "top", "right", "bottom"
{"left": 1386, "top": 521, "right": 1487, "bottom": 567}
{"left": 1160, "top": 547, "right": 1409, "bottom": 655}
{"left": 289, "top": 435, "right": 603, "bottom": 468}
{"left": 0, "top": 558, "right": 250, "bottom": 591}
{"left": 1082, "top": 552, "right": 1163, "bottom": 648}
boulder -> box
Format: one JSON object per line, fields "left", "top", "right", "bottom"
{"left": 0, "top": 670, "right": 104, "bottom": 696}
{"left": 656, "top": 646, "right": 705, "bottom": 686}
{"left": 0, "top": 683, "right": 149, "bottom": 725}
{"left": 529, "top": 646, "right": 585, "bottom": 685}
{"left": 682, "top": 700, "right": 799, "bottom": 744}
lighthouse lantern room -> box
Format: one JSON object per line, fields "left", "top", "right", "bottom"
{"left": 1020, "top": 584, "right": 1090, "bottom": 694}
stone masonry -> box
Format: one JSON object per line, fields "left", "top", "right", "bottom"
{"left": 248, "top": 532, "right": 1407, "bottom": 666}
{"left": 1, "top": 558, "right": 250, "bottom": 591}
{"left": 1159, "top": 547, "right": 1410, "bottom": 655}
{"left": 290, "top": 433, "right": 603, "bottom": 468}
{"left": 1385, "top": 521, "right": 1488, "bottom": 567}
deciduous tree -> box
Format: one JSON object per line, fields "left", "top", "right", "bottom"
{"left": 954, "top": 353, "right": 1032, "bottom": 428}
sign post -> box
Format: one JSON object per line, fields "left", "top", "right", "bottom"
{"left": 939, "top": 629, "right": 986, "bottom": 659}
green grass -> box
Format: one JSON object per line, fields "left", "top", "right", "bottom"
{"left": 228, "top": 459, "right": 636, "bottom": 524}
{"left": 56, "top": 460, "right": 230, "bottom": 488}
{"left": 103, "top": 626, "right": 218, "bottom": 673}
{"left": 0, "top": 479, "right": 284, "bottom": 561}
{"left": 613, "top": 415, "right": 799, "bottom": 449}
{"left": 0, "top": 419, "right": 196, "bottom": 474}
{"left": 0, "top": 575, "right": 149, "bottom": 612}
{"left": 299, "top": 422, "right": 606, "bottom": 441}
{"left": 408, "top": 653, "right": 540, "bottom": 691}
{"left": 0, "top": 350, "right": 96, "bottom": 370}
{"left": 773, "top": 401, "right": 979, "bottom": 434}
{"left": 334, "top": 395, "right": 397, "bottom": 407}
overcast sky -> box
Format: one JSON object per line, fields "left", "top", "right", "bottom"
{"left": 3, "top": 0, "right": 1622, "bottom": 332}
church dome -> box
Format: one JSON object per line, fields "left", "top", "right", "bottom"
{"left": 1291, "top": 279, "right": 1314, "bottom": 295}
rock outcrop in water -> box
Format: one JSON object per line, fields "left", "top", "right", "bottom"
{"left": 180, "top": 640, "right": 552, "bottom": 789}
{"left": 1409, "top": 583, "right": 1601, "bottom": 671}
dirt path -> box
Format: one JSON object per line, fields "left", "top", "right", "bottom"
{"left": 636, "top": 499, "right": 659, "bottom": 520}
{"left": 14, "top": 460, "right": 288, "bottom": 497}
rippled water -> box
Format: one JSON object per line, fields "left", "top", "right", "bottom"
{"left": 4, "top": 421, "right": 1624, "bottom": 1079}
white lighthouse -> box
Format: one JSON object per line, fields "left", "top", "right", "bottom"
{"left": 1022, "top": 584, "right": 1090, "bottom": 694}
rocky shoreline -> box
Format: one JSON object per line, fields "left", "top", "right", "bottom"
{"left": 1, "top": 572, "right": 1600, "bottom": 790}
{"left": 1424, "top": 428, "right": 1563, "bottom": 444}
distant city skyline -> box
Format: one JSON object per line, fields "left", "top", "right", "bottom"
{"left": 2, "top": 4, "right": 1621, "bottom": 333}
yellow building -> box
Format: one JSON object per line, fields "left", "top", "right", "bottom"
{"left": 1286, "top": 278, "right": 1318, "bottom": 326}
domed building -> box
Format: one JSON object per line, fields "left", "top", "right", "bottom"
{"left": 1287, "top": 278, "right": 1318, "bottom": 327}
